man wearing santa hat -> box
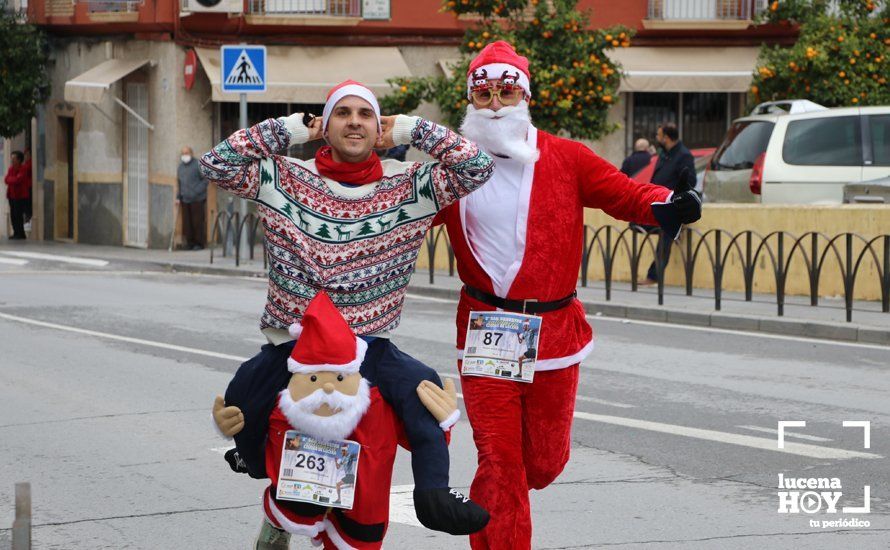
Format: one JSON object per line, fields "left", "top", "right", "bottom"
{"left": 217, "top": 292, "right": 461, "bottom": 549}
{"left": 432, "top": 41, "right": 702, "bottom": 549}
{"left": 202, "top": 81, "right": 492, "bottom": 538}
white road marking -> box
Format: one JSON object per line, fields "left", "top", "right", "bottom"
{"left": 4, "top": 312, "right": 876, "bottom": 461}
{"left": 209, "top": 447, "right": 232, "bottom": 454}
{"left": 388, "top": 484, "right": 422, "bottom": 528}
{"left": 0, "top": 251, "right": 109, "bottom": 267}
{"left": 0, "top": 270, "right": 151, "bottom": 277}
{"left": 438, "top": 370, "right": 634, "bottom": 408}
{"left": 586, "top": 314, "right": 890, "bottom": 351}
{"left": 737, "top": 425, "right": 833, "bottom": 442}
{"left": 0, "top": 257, "right": 28, "bottom": 266}
{"left": 408, "top": 291, "right": 889, "bottom": 351}
{"left": 0, "top": 312, "right": 250, "bottom": 362}
{"left": 405, "top": 293, "right": 458, "bottom": 304}
{"left": 573, "top": 411, "right": 880, "bottom": 460}
{"left": 575, "top": 395, "right": 636, "bottom": 408}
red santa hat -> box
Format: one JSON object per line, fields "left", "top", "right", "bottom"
{"left": 287, "top": 291, "right": 367, "bottom": 374}
{"left": 321, "top": 80, "right": 382, "bottom": 135}
{"left": 466, "top": 40, "right": 531, "bottom": 99}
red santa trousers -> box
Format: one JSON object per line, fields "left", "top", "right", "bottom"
{"left": 459, "top": 363, "right": 579, "bottom": 550}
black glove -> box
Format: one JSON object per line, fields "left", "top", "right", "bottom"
{"left": 671, "top": 168, "right": 702, "bottom": 224}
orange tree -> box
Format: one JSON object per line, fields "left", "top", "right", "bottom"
{"left": 0, "top": 5, "right": 50, "bottom": 137}
{"left": 751, "top": 0, "right": 889, "bottom": 106}
{"left": 378, "top": 0, "right": 632, "bottom": 140}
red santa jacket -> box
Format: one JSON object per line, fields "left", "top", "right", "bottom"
{"left": 263, "top": 388, "right": 409, "bottom": 549}
{"left": 435, "top": 129, "right": 671, "bottom": 371}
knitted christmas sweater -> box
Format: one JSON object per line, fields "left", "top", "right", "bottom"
{"left": 200, "top": 114, "right": 493, "bottom": 337}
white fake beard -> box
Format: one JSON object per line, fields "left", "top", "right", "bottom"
{"left": 278, "top": 379, "right": 371, "bottom": 441}
{"left": 460, "top": 101, "right": 539, "bottom": 165}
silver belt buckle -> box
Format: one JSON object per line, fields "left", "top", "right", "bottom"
{"left": 521, "top": 298, "right": 538, "bottom": 314}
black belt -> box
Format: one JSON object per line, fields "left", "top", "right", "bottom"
{"left": 463, "top": 285, "right": 576, "bottom": 314}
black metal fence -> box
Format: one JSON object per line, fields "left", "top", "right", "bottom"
{"left": 205, "top": 215, "right": 890, "bottom": 323}
{"left": 421, "top": 225, "right": 890, "bottom": 323}
{"left": 208, "top": 210, "right": 267, "bottom": 269}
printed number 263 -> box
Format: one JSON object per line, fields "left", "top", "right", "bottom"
{"left": 295, "top": 453, "right": 325, "bottom": 472}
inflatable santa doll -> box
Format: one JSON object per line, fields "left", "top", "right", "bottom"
{"left": 214, "top": 291, "right": 462, "bottom": 550}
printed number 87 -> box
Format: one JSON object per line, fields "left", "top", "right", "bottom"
{"left": 483, "top": 332, "right": 503, "bottom": 346}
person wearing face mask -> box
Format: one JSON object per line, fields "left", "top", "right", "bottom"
{"left": 176, "top": 146, "right": 209, "bottom": 250}
{"left": 202, "top": 80, "right": 494, "bottom": 546}
{"left": 432, "top": 41, "right": 702, "bottom": 550}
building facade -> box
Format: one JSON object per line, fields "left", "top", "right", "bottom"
{"left": 10, "top": 0, "right": 795, "bottom": 246}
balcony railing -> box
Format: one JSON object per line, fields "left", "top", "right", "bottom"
{"left": 2, "top": 0, "right": 28, "bottom": 14}
{"left": 647, "top": 0, "right": 767, "bottom": 20}
{"left": 247, "top": 0, "right": 360, "bottom": 17}
{"left": 75, "top": 0, "right": 142, "bottom": 13}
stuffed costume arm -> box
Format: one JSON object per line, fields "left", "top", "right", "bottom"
{"left": 199, "top": 114, "right": 312, "bottom": 200}
{"left": 391, "top": 116, "right": 494, "bottom": 214}
{"left": 221, "top": 344, "right": 294, "bottom": 479}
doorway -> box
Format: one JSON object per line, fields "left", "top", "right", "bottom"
{"left": 56, "top": 116, "right": 74, "bottom": 240}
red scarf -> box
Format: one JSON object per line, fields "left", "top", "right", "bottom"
{"left": 314, "top": 146, "right": 383, "bottom": 185}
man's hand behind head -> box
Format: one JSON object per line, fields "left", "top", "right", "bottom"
{"left": 375, "top": 115, "right": 397, "bottom": 150}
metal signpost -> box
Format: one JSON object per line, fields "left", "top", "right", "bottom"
{"left": 220, "top": 45, "right": 266, "bottom": 256}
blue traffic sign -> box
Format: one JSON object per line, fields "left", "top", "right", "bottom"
{"left": 221, "top": 45, "right": 266, "bottom": 93}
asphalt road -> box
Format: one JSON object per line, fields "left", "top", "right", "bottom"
{"left": 0, "top": 253, "right": 888, "bottom": 549}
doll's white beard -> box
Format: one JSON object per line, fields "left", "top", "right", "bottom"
{"left": 278, "top": 379, "right": 371, "bottom": 441}
{"left": 460, "top": 101, "right": 539, "bottom": 165}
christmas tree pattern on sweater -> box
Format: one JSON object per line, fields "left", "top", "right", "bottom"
{"left": 201, "top": 115, "right": 493, "bottom": 334}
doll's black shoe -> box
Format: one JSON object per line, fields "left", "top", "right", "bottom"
{"left": 224, "top": 448, "right": 250, "bottom": 474}
{"left": 413, "top": 487, "right": 490, "bottom": 535}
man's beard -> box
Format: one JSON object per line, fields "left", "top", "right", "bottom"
{"left": 460, "top": 101, "right": 539, "bottom": 165}
{"left": 278, "top": 379, "right": 371, "bottom": 441}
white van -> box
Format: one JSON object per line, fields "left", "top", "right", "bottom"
{"left": 759, "top": 106, "right": 890, "bottom": 204}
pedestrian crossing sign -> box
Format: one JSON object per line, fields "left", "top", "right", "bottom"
{"left": 221, "top": 45, "right": 266, "bottom": 93}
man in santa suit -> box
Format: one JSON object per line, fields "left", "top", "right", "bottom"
{"left": 433, "top": 41, "right": 702, "bottom": 549}
{"left": 215, "top": 291, "right": 461, "bottom": 549}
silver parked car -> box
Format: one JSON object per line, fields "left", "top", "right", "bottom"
{"left": 703, "top": 100, "right": 827, "bottom": 203}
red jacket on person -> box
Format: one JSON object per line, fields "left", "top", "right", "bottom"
{"left": 4, "top": 163, "right": 31, "bottom": 200}
{"left": 434, "top": 129, "right": 672, "bottom": 371}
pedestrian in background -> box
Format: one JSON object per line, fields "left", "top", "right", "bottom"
{"left": 4, "top": 150, "right": 31, "bottom": 240}
{"left": 176, "top": 146, "right": 208, "bottom": 250}
{"left": 620, "top": 138, "right": 651, "bottom": 177}
{"left": 639, "top": 122, "right": 697, "bottom": 286}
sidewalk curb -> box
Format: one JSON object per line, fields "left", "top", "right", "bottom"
{"left": 404, "top": 284, "right": 890, "bottom": 347}
{"left": 133, "top": 260, "right": 266, "bottom": 278}
{"left": 113, "top": 258, "right": 889, "bottom": 347}
{"left": 166, "top": 262, "right": 266, "bottom": 278}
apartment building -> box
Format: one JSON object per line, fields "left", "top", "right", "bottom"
{"left": 11, "top": 0, "right": 794, "bottom": 247}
